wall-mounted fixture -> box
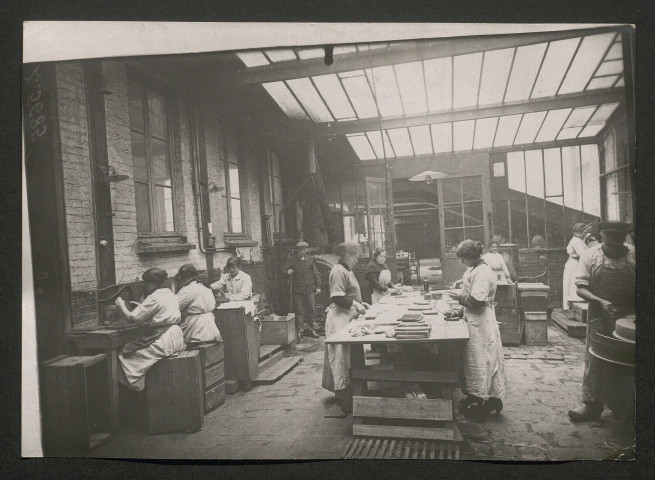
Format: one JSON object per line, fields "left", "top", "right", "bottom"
{"left": 200, "top": 181, "right": 224, "bottom": 193}
{"left": 409, "top": 170, "right": 447, "bottom": 185}
{"left": 97, "top": 165, "right": 129, "bottom": 183}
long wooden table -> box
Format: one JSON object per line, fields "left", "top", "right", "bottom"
{"left": 326, "top": 291, "right": 469, "bottom": 451}
{"left": 67, "top": 324, "right": 148, "bottom": 432}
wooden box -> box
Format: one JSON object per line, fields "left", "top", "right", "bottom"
{"left": 524, "top": 312, "right": 548, "bottom": 345}
{"left": 496, "top": 306, "right": 523, "bottom": 346}
{"left": 41, "top": 354, "right": 112, "bottom": 455}
{"left": 571, "top": 302, "right": 588, "bottom": 323}
{"left": 517, "top": 283, "right": 549, "bottom": 313}
{"left": 214, "top": 308, "right": 260, "bottom": 382}
{"left": 495, "top": 283, "right": 517, "bottom": 309}
{"left": 186, "top": 342, "right": 226, "bottom": 414}
{"left": 146, "top": 350, "right": 203, "bottom": 434}
{"left": 260, "top": 313, "right": 296, "bottom": 345}
{"left": 187, "top": 342, "right": 224, "bottom": 368}
{"left": 205, "top": 381, "right": 226, "bottom": 412}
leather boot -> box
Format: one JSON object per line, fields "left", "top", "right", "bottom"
{"left": 568, "top": 402, "right": 603, "bottom": 422}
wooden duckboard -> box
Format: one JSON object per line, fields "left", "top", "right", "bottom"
{"left": 552, "top": 311, "right": 586, "bottom": 338}
{"left": 342, "top": 437, "right": 460, "bottom": 460}
{"left": 252, "top": 356, "right": 303, "bottom": 384}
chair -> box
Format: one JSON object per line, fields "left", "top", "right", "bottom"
{"left": 408, "top": 252, "right": 420, "bottom": 284}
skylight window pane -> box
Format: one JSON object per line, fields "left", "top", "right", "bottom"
{"left": 615, "top": 77, "right": 625, "bottom": 87}
{"left": 365, "top": 131, "right": 395, "bottom": 158}
{"left": 558, "top": 127, "right": 582, "bottom": 140}
{"left": 431, "top": 123, "right": 452, "bottom": 153}
{"left": 346, "top": 134, "right": 376, "bottom": 160}
{"left": 453, "top": 53, "right": 483, "bottom": 108}
{"left": 514, "top": 111, "right": 547, "bottom": 145}
{"left": 297, "top": 48, "right": 324, "bottom": 60}
{"left": 562, "top": 146, "right": 583, "bottom": 211}
{"left": 473, "top": 117, "right": 498, "bottom": 149}
{"left": 531, "top": 38, "right": 581, "bottom": 98}
{"left": 559, "top": 33, "right": 616, "bottom": 95}
{"left": 564, "top": 106, "right": 596, "bottom": 128}
{"left": 387, "top": 128, "right": 414, "bottom": 157}
{"left": 505, "top": 43, "right": 548, "bottom": 102}
{"left": 587, "top": 76, "right": 620, "bottom": 90}
{"left": 334, "top": 45, "right": 357, "bottom": 55}
{"left": 579, "top": 124, "right": 604, "bottom": 137}
{"left": 535, "top": 108, "right": 571, "bottom": 142}
{"left": 341, "top": 75, "right": 378, "bottom": 118}
{"left": 494, "top": 114, "right": 522, "bottom": 147}
{"left": 605, "top": 42, "right": 623, "bottom": 61}
{"left": 264, "top": 49, "right": 297, "bottom": 62}
{"left": 588, "top": 102, "right": 619, "bottom": 124}
{"left": 478, "top": 48, "right": 514, "bottom": 106}
{"left": 525, "top": 150, "right": 545, "bottom": 198}
{"left": 339, "top": 70, "right": 366, "bottom": 78}
{"left": 262, "top": 81, "right": 308, "bottom": 120}
{"left": 424, "top": 57, "right": 452, "bottom": 111}
{"left": 507, "top": 151, "right": 526, "bottom": 193}
{"left": 453, "top": 120, "right": 475, "bottom": 151}
{"left": 596, "top": 60, "right": 623, "bottom": 76}
{"left": 237, "top": 51, "right": 270, "bottom": 67}
{"left": 395, "top": 62, "right": 428, "bottom": 115}
{"left": 544, "top": 148, "right": 563, "bottom": 197}
{"left": 286, "top": 78, "right": 333, "bottom": 123}
{"left": 409, "top": 125, "right": 433, "bottom": 155}
{"left": 312, "top": 74, "right": 356, "bottom": 120}
{"left": 366, "top": 67, "right": 403, "bottom": 117}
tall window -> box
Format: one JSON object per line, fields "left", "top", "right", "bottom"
{"left": 442, "top": 176, "right": 485, "bottom": 252}
{"left": 502, "top": 145, "right": 601, "bottom": 248}
{"left": 600, "top": 129, "right": 633, "bottom": 223}
{"left": 127, "top": 76, "right": 176, "bottom": 234}
{"left": 221, "top": 125, "right": 243, "bottom": 233}
{"left": 268, "top": 150, "right": 283, "bottom": 232}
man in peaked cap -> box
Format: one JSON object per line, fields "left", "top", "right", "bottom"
{"left": 283, "top": 241, "right": 323, "bottom": 339}
{"left": 568, "top": 222, "right": 635, "bottom": 422}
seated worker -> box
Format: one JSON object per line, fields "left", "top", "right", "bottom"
{"left": 210, "top": 256, "right": 253, "bottom": 301}
{"left": 175, "top": 264, "right": 222, "bottom": 344}
{"left": 114, "top": 268, "right": 185, "bottom": 391}
{"left": 283, "top": 241, "right": 322, "bottom": 339}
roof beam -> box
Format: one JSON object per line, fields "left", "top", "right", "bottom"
{"left": 312, "top": 88, "right": 624, "bottom": 137}
{"left": 239, "top": 26, "right": 621, "bottom": 85}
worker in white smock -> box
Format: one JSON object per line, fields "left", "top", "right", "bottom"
{"left": 175, "top": 264, "right": 222, "bottom": 344}
{"left": 562, "top": 223, "right": 590, "bottom": 310}
{"left": 114, "top": 268, "right": 185, "bottom": 391}
{"left": 210, "top": 256, "right": 257, "bottom": 316}
{"left": 322, "top": 242, "right": 369, "bottom": 413}
{"left": 481, "top": 239, "right": 513, "bottom": 284}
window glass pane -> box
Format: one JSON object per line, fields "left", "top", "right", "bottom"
{"left": 507, "top": 151, "right": 526, "bottom": 193}
{"left": 151, "top": 186, "right": 175, "bottom": 232}
{"left": 135, "top": 182, "right": 151, "bottom": 233}
{"left": 453, "top": 53, "right": 483, "bottom": 108}
{"left": 531, "top": 37, "right": 581, "bottom": 98}
{"left": 544, "top": 148, "right": 563, "bottom": 197}
{"left": 441, "top": 178, "right": 461, "bottom": 204}
{"left": 453, "top": 120, "right": 475, "bottom": 151}
{"left": 424, "top": 57, "right": 452, "bottom": 111}
{"left": 341, "top": 74, "right": 379, "bottom": 119}
{"left": 409, "top": 125, "right": 433, "bottom": 155}
{"left": 473, "top": 117, "right": 498, "bottom": 149}
{"left": 510, "top": 197, "right": 528, "bottom": 248}
{"left": 150, "top": 138, "right": 171, "bottom": 186}
{"left": 262, "top": 81, "right": 309, "bottom": 120}
{"left": 505, "top": 43, "right": 548, "bottom": 102}
{"left": 127, "top": 78, "right": 144, "bottom": 132}
{"left": 559, "top": 33, "right": 616, "bottom": 94}
{"left": 461, "top": 176, "right": 482, "bottom": 201}
{"left": 603, "top": 174, "right": 619, "bottom": 221}
{"left": 562, "top": 146, "right": 582, "bottom": 212}
{"left": 514, "top": 111, "right": 547, "bottom": 145}
{"left": 535, "top": 109, "right": 571, "bottom": 143}
{"left": 528, "top": 198, "right": 546, "bottom": 247}
{"left": 312, "top": 74, "right": 356, "bottom": 120}
{"left": 494, "top": 114, "right": 522, "bottom": 147}
{"left": 394, "top": 61, "right": 428, "bottom": 115}
{"left": 443, "top": 205, "right": 463, "bottom": 228}
{"left": 465, "top": 227, "right": 485, "bottom": 244}
{"left": 546, "top": 197, "right": 565, "bottom": 248}
{"left": 286, "top": 77, "right": 333, "bottom": 123}
{"left": 236, "top": 50, "right": 270, "bottom": 67}
{"left": 525, "top": 150, "right": 545, "bottom": 199}
{"left": 580, "top": 144, "right": 601, "bottom": 217}
{"left": 478, "top": 48, "right": 514, "bottom": 106}
{"left": 492, "top": 200, "right": 510, "bottom": 244}
{"left": 366, "top": 130, "right": 395, "bottom": 158}
{"left": 228, "top": 162, "right": 240, "bottom": 196}
{"left": 346, "top": 134, "right": 377, "bottom": 160}
{"left": 230, "top": 198, "right": 243, "bottom": 233}
{"left": 148, "top": 90, "right": 168, "bottom": 139}
{"left": 365, "top": 66, "right": 403, "bottom": 117}
{"left": 387, "top": 128, "right": 414, "bottom": 157}
{"left": 464, "top": 202, "right": 484, "bottom": 226}
{"left": 130, "top": 132, "right": 148, "bottom": 182}
{"left": 274, "top": 176, "right": 283, "bottom": 206}
{"left": 603, "top": 131, "right": 616, "bottom": 172}
{"left": 445, "top": 229, "right": 465, "bottom": 253}
{"left": 431, "top": 123, "right": 452, "bottom": 153}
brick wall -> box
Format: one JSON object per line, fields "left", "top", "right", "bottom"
{"left": 517, "top": 248, "right": 567, "bottom": 309}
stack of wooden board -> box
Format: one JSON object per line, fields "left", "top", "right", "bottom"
{"left": 394, "top": 321, "right": 431, "bottom": 339}
{"left": 551, "top": 310, "right": 586, "bottom": 338}
{"left": 186, "top": 342, "right": 226, "bottom": 414}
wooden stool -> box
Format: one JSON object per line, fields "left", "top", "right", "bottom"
{"left": 186, "top": 342, "right": 226, "bottom": 414}
{"left": 145, "top": 351, "right": 203, "bottom": 434}
{"left": 41, "top": 354, "right": 112, "bottom": 455}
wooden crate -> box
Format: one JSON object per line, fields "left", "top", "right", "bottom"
{"left": 571, "top": 302, "right": 588, "bottom": 323}
{"left": 495, "top": 283, "right": 517, "bottom": 309}
{"left": 259, "top": 313, "right": 296, "bottom": 345}
{"left": 496, "top": 306, "right": 523, "bottom": 346}
{"left": 187, "top": 342, "right": 224, "bottom": 368}
{"left": 215, "top": 308, "right": 260, "bottom": 382}
{"left": 186, "top": 342, "right": 226, "bottom": 414}
{"left": 41, "top": 354, "right": 112, "bottom": 456}
{"left": 517, "top": 283, "right": 549, "bottom": 313}
{"left": 524, "top": 312, "right": 548, "bottom": 345}
{"left": 205, "top": 381, "right": 226, "bottom": 413}
{"left": 146, "top": 351, "right": 203, "bottom": 434}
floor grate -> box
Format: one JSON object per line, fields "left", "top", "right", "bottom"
{"left": 341, "top": 437, "right": 460, "bottom": 459}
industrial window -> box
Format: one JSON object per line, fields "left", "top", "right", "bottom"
{"left": 127, "top": 76, "right": 176, "bottom": 234}
{"left": 220, "top": 125, "right": 243, "bottom": 233}
{"left": 268, "top": 150, "right": 283, "bottom": 232}
{"left": 442, "top": 176, "right": 485, "bottom": 252}
{"left": 502, "top": 146, "right": 601, "bottom": 248}
{"left": 600, "top": 127, "right": 633, "bottom": 224}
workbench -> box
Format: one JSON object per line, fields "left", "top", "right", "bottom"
{"left": 326, "top": 291, "right": 469, "bottom": 451}
{"left": 67, "top": 324, "right": 148, "bottom": 432}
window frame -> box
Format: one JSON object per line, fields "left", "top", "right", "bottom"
{"left": 127, "top": 71, "right": 179, "bottom": 237}
{"left": 220, "top": 124, "right": 245, "bottom": 235}
{"left": 268, "top": 148, "right": 284, "bottom": 233}
{"left": 599, "top": 133, "right": 632, "bottom": 222}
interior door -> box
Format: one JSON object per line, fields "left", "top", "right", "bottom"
{"left": 438, "top": 174, "right": 489, "bottom": 286}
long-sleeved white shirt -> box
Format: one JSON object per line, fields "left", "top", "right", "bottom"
{"left": 210, "top": 270, "right": 253, "bottom": 301}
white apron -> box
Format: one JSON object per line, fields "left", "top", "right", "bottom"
{"left": 322, "top": 304, "right": 359, "bottom": 392}
{"left": 562, "top": 236, "right": 587, "bottom": 309}
{"left": 461, "top": 263, "right": 506, "bottom": 400}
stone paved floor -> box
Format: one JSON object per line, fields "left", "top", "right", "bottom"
{"left": 94, "top": 324, "right": 634, "bottom": 461}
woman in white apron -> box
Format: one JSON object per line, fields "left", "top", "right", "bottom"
{"left": 446, "top": 240, "right": 506, "bottom": 416}
{"left": 114, "top": 268, "right": 185, "bottom": 391}
{"left": 365, "top": 248, "right": 400, "bottom": 304}
{"left": 322, "top": 242, "right": 368, "bottom": 413}
{"left": 563, "top": 223, "right": 589, "bottom": 310}
{"left": 175, "top": 264, "right": 222, "bottom": 344}
{"left": 481, "top": 240, "right": 513, "bottom": 283}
